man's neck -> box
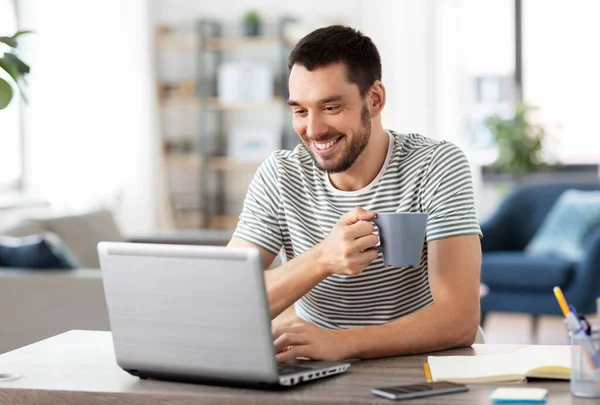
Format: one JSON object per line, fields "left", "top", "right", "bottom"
{"left": 328, "top": 126, "right": 389, "bottom": 192}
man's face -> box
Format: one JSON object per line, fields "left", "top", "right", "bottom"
{"left": 287, "top": 63, "right": 371, "bottom": 173}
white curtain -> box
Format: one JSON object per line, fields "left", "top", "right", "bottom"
{"left": 0, "top": 0, "right": 21, "bottom": 188}
{"left": 17, "top": 0, "right": 161, "bottom": 233}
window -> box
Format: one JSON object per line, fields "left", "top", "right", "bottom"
{"left": 0, "top": 0, "right": 23, "bottom": 191}
{"left": 523, "top": 0, "right": 600, "bottom": 163}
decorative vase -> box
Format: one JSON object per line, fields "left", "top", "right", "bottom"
{"left": 244, "top": 20, "right": 260, "bottom": 36}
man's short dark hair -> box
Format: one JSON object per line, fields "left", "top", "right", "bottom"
{"left": 288, "top": 25, "right": 382, "bottom": 97}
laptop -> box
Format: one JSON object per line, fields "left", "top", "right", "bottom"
{"left": 97, "top": 242, "right": 351, "bottom": 388}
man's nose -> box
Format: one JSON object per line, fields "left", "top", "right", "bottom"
{"left": 306, "top": 113, "right": 328, "bottom": 139}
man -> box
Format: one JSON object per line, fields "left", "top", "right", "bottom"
{"left": 228, "top": 25, "right": 482, "bottom": 362}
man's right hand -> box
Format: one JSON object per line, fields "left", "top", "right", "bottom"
{"left": 315, "top": 207, "right": 380, "bottom": 277}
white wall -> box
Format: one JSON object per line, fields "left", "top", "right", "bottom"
{"left": 0, "top": 0, "right": 22, "bottom": 187}
{"left": 14, "top": 0, "right": 512, "bottom": 232}
{"left": 17, "top": 0, "right": 160, "bottom": 233}
{"left": 523, "top": 0, "right": 600, "bottom": 164}
{"left": 151, "top": 0, "right": 361, "bottom": 27}
{"left": 358, "top": 0, "right": 436, "bottom": 136}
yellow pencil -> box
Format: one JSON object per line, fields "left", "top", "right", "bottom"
{"left": 553, "top": 286, "right": 570, "bottom": 317}
{"left": 423, "top": 362, "right": 432, "bottom": 383}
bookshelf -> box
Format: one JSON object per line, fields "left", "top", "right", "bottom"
{"left": 156, "top": 18, "right": 297, "bottom": 229}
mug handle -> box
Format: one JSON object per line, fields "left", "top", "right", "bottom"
{"left": 366, "top": 217, "right": 383, "bottom": 253}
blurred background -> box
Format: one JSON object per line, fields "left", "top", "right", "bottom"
{"left": 2, "top": 0, "right": 599, "bottom": 232}
{"left": 0, "top": 0, "right": 599, "bottom": 350}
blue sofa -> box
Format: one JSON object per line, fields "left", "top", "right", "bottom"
{"left": 480, "top": 182, "right": 600, "bottom": 322}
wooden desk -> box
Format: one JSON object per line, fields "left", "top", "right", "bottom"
{"left": 0, "top": 330, "right": 595, "bottom": 404}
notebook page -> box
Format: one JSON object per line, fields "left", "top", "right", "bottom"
{"left": 428, "top": 346, "right": 571, "bottom": 383}
{"left": 427, "top": 352, "right": 525, "bottom": 383}
{"left": 512, "top": 345, "right": 571, "bottom": 378}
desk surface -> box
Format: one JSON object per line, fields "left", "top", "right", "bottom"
{"left": 0, "top": 330, "right": 595, "bottom": 405}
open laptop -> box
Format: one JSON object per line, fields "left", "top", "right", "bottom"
{"left": 97, "top": 242, "right": 351, "bottom": 388}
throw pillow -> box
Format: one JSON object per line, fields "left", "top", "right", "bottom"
{"left": 0, "top": 232, "right": 80, "bottom": 269}
{"left": 32, "top": 209, "right": 124, "bottom": 268}
{"left": 525, "top": 189, "right": 600, "bottom": 261}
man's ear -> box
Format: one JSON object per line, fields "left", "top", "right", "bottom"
{"left": 367, "top": 81, "right": 386, "bottom": 118}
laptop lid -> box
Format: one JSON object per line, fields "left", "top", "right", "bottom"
{"left": 98, "top": 242, "right": 279, "bottom": 384}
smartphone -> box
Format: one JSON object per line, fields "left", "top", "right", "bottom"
{"left": 371, "top": 381, "right": 469, "bottom": 400}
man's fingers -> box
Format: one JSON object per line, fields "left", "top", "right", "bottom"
{"left": 356, "top": 247, "right": 380, "bottom": 265}
{"left": 340, "top": 207, "right": 376, "bottom": 225}
{"left": 276, "top": 344, "right": 309, "bottom": 363}
{"left": 272, "top": 319, "right": 307, "bottom": 339}
{"left": 352, "top": 233, "right": 379, "bottom": 252}
{"left": 343, "top": 219, "right": 376, "bottom": 241}
{"left": 274, "top": 332, "right": 309, "bottom": 353}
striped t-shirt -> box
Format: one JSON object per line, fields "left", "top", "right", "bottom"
{"left": 233, "top": 131, "right": 482, "bottom": 329}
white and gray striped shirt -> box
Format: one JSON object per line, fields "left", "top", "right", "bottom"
{"left": 233, "top": 131, "right": 482, "bottom": 329}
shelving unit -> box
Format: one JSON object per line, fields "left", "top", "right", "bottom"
{"left": 156, "top": 17, "right": 298, "bottom": 229}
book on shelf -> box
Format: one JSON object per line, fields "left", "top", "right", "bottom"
{"left": 427, "top": 345, "right": 570, "bottom": 384}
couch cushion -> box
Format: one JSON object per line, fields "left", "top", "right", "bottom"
{"left": 31, "top": 209, "right": 124, "bottom": 268}
{"left": 0, "top": 220, "right": 45, "bottom": 237}
{"left": 0, "top": 232, "right": 79, "bottom": 269}
{"left": 525, "top": 189, "right": 600, "bottom": 261}
{"left": 482, "top": 252, "right": 575, "bottom": 291}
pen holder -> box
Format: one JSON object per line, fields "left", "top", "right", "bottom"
{"left": 570, "top": 331, "right": 600, "bottom": 398}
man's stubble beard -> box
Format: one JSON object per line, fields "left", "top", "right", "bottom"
{"left": 302, "top": 104, "right": 372, "bottom": 173}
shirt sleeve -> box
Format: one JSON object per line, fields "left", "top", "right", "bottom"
{"left": 422, "top": 142, "right": 482, "bottom": 242}
{"left": 232, "top": 153, "right": 284, "bottom": 256}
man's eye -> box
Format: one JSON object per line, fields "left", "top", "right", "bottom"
{"left": 294, "top": 110, "right": 306, "bottom": 115}
{"left": 325, "top": 105, "right": 340, "bottom": 112}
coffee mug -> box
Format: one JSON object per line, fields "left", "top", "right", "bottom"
{"left": 368, "top": 212, "right": 428, "bottom": 267}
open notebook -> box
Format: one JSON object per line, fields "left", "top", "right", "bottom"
{"left": 427, "top": 345, "right": 571, "bottom": 384}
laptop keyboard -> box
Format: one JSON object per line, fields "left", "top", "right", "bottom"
{"left": 277, "top": 363, "right": 312, "bottom": 376}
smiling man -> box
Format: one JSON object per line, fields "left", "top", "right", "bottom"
{"left": 228, "top": 25, "right": 482, "bottom": 362}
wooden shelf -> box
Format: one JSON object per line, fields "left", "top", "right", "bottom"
{"left": 157, "top": 29, "right": 286, "bottom": 51}
{"left": 156, "top": 29, "right": 197, "bottom": 51}
{"left": 173, "top": 214, "right": 203, "bottom": 229}
{"left": 157, "top": 81, "right": 196, "bottom": 98}
{"left": 161, "top": 96, "right": 285, "bottom": 110}
{"left": 165, "top": 154, "right": 200, "bottom": 168}
{"left": 209, "top": 215, "right": 239, "bottom": 229}
{"left": 166, "top": 155, "right": 262, "bottom": 171}
{"left": 204, "top": 36, "right": 284, "bottom": 50}
{"left": 207, "top": 157, "right": 261, "bottom": 171}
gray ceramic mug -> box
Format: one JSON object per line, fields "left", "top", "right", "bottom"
{"left": 368, "top": 212, "right": 428, "bottom": 267}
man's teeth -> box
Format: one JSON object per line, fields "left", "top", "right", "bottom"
{"left": 315, "top": 138, "right": 339, "bottom": 150}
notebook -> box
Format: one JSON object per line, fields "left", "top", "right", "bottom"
{"left": 427, "top": 345, "right": 571, "bottom": 384}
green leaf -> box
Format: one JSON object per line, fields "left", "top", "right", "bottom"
{"left": 0, "top": 37, "right": 17, "bottom": 48}
{"left": 0, "top": 56, "right": 21, "bottom": 84}
{"left": 0, "top": 30, "right": 33, "bottom": 48}
{"left": 0, "top": 77, "right": 14, "bottom": 110}
{"left": 11, "top": 30, "right": 34, "bottom": 39}
{"left": 2, "top": 53, "right": 30, "bottom": 75}
{"left": 0, "top": 54, "right": 30, "bottom": 103}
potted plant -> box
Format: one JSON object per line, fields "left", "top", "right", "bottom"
{"left": 242, "top": 11, "right": 261, "bottom": 37}
{"left": 0, "top": 30, "right": 31, "bottom": 110}
{"left": 483, "top": 102, "right": 550, "bottom": 176}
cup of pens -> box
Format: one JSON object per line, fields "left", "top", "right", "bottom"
{"left": 553, "top": 287, "right": 600, "bottom": 398}
{"left": 570, "top": 330, "right": 600, "bottom": 398}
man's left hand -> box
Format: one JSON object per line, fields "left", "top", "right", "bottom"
{"left": 272, "top": 317, "right": 351, "bottom": 363}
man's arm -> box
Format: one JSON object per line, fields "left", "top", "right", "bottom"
{"left": 228, "top": 207, "right": 379, "bottom": 319}
{"left": 274, "top": 234, "right": 481, "bottom": 361}
{"left": 228, "top": 237, "right": 328, "bottom": 318}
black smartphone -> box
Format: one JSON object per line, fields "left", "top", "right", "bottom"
{"left": 371, "top": 381, "right": 469, "bottom": 400}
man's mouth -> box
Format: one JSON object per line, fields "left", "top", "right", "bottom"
{"left": 313, "top": 136, "right": 342, "bottom": 154}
